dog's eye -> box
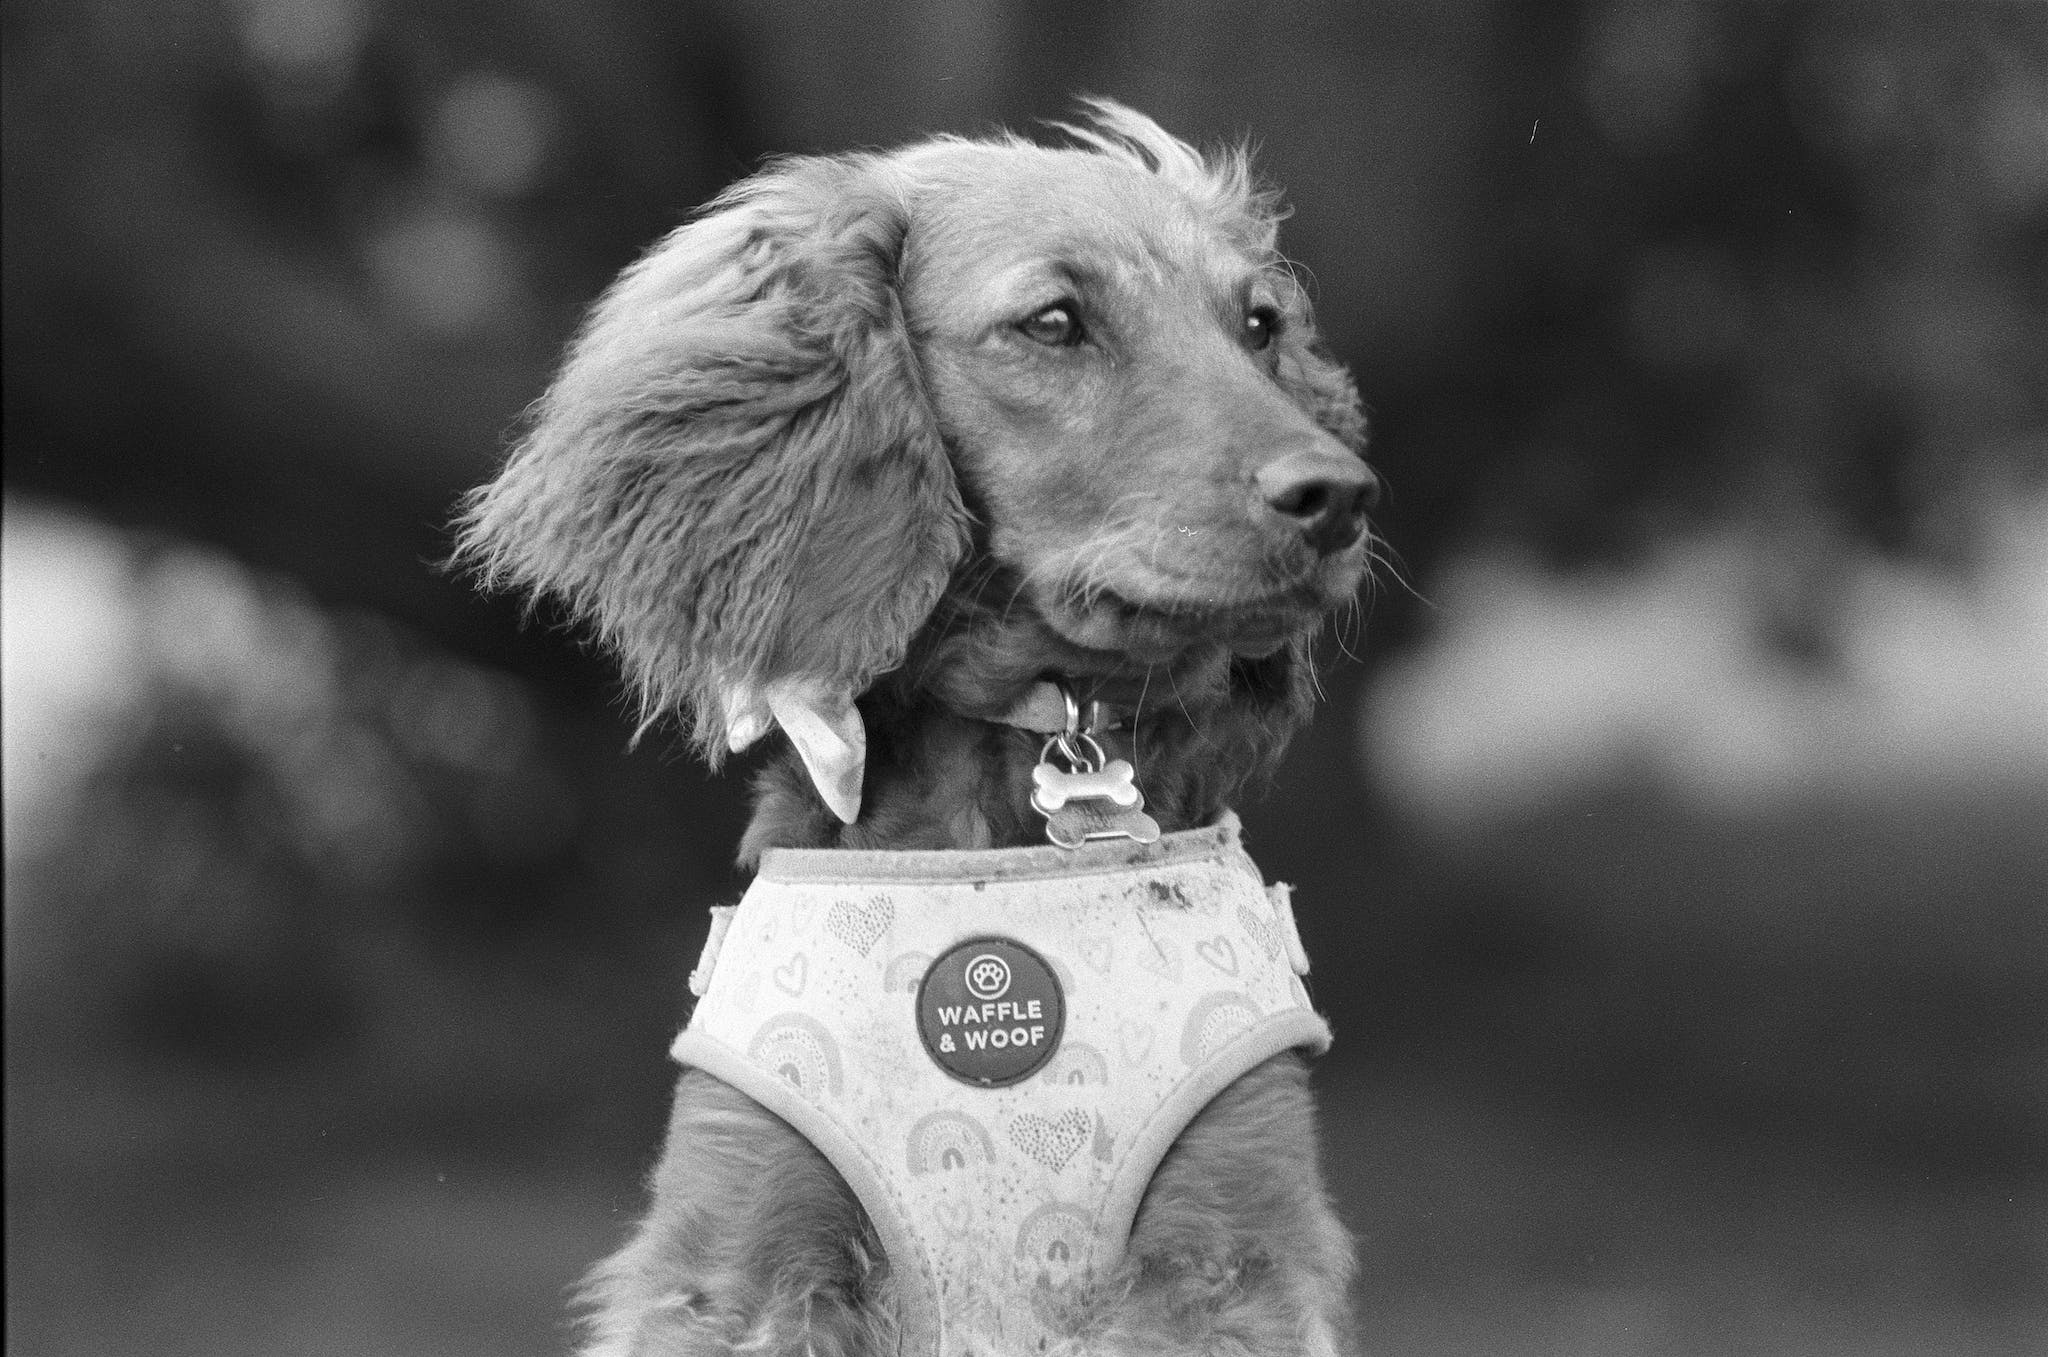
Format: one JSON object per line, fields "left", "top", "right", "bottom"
{"left": 1242, "top": 305, "right": 1282, "bottom": 352}
{"left": 1018, "top": 303, "right": 1084, "bottom": 347}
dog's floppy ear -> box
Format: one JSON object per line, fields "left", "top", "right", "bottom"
{"left": 458, "top": 154, "right": 968, "bottom": 822}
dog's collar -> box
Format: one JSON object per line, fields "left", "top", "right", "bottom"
{"left": 989, "top": 679, "right": 1131, "bottom": 736}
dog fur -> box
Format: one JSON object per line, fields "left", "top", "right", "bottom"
{"left": 461, "top": 100, "right": 1375, "bottom": 1356}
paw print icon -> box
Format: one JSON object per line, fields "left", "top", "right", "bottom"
{"left": 964, "top": 954, "right": 1012, "bottom": 1000}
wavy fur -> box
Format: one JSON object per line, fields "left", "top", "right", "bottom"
{"left": 459, "top": 155, "right": 970, "bottom": 760}
{"left": 460, "top": 100, "right": 1372, "bottom": 1355}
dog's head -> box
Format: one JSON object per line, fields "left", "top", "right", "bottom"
{"left": 459, "top": 101, "right": 1372, "bottom": 822}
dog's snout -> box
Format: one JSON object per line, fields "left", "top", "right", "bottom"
{"left": 1256, "top": 449, "right": 1377, "bottom": 554}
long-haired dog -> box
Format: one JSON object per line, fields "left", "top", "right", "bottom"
{"left": 461, "top": 100, "right": 1376, "bottom": 1356}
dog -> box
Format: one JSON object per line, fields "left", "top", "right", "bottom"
{"left": 460, "top": 99, "right": 1376, "bottom": 1357}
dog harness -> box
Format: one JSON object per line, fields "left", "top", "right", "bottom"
{"left": 672, "top": 812, "right": 1330, "bottom": 1356}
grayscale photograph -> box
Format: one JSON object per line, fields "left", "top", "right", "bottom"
{"left": 6, "top": 3, "right": 2044, "bottom": 1354}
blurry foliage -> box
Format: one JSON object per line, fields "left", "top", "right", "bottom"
{"left": 5, "top": 503, "right": 746, "bottom": 1154}
{"left": 1413, "top": 1, "right": 2046, "bottom": 603}
{"left": 1364, "top": 502, "right": 2048, "bottom": 818}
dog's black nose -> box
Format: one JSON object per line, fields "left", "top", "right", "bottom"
{"left": 1256, "top": 450, "right": 1377, "bottom": 554}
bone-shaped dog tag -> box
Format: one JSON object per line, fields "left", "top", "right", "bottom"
{"left": 1041, "top": 796, "right": 1163, "bottom": 849}
{"left": 1032, "top": 757, "right": 1161, "bottom": 848}
{"left": 1031, "top": 759, "right": 1141, "bottom": 812}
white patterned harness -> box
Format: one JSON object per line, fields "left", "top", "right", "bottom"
{"left": 673, "top": 812, "right": 1330, "bottom": 1356}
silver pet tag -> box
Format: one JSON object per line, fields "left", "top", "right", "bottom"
{"left": 1030, "top": 711, "right": 1161, "bottom": 849}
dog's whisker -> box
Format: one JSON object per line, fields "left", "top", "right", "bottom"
{"left": 1304, "top": 637, "right": 1331, "bottom": 703}
{"left": 1361, "top": 530, "right": 1428, "bottom": 609}
{"left": 1331, "top": 595, "right": 1365, "bottom": 666}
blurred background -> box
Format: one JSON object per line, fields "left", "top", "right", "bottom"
{"left": 5, "top": 1, "right": 2044, "bottom": 1353}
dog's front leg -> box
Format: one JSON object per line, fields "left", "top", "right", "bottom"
{"left": 579, "top": 1069, "right": 897, "bottom": 1357}
{"left": 1088, "top": 1055, "right": 1356, "bottom": 1357}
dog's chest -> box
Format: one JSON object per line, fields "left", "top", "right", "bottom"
{"left": 671, "top": 816, "right": 1328, "bottom": 1354}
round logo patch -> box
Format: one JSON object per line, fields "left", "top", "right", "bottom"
{"left": 917, "top": 936, "right": 1065, "bottom": 1087}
